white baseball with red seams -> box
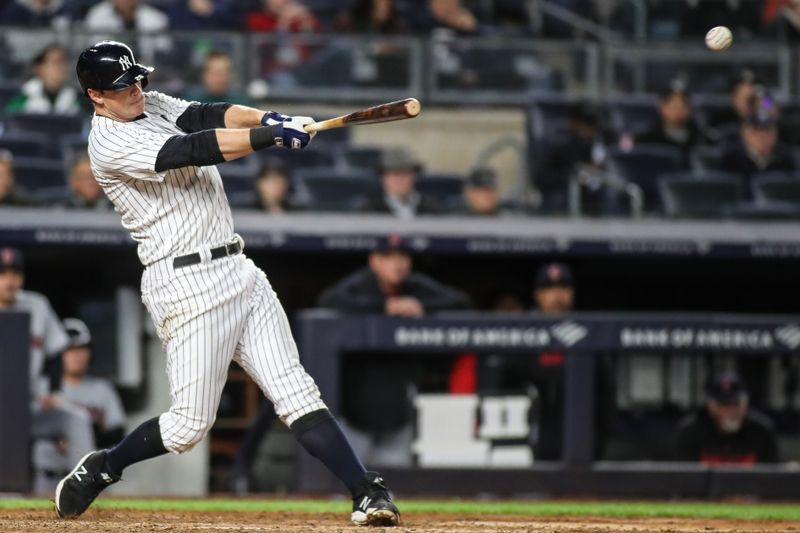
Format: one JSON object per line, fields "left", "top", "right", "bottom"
{"left": 705, "top": 26, "right": 733, "bottom": 52}
{"left": 88, "top": 91, "right": 327, "bottom": 453}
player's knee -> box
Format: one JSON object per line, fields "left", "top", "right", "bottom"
{"left": 165, "top": 413, "right": 215, "bottom": 453}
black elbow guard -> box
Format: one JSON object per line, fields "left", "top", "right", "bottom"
{"left": 176, "top": 102, "right": 232, "bottom": 132}
{"left": 155, "top": 131, "right": 225, "bottom": 172}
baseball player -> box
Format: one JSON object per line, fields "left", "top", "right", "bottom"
{"left": 55, "top": 41, "right": 400, "bottom": 527}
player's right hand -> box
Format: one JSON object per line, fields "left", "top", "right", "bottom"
{"left": 277, "top": 116, "right": 315, "bottom": 150}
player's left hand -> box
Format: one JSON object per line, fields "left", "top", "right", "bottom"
{"left": 277, "top": 116, "right": 316, "bottom": 149}
{"left": 261, "top": 110, "right": 289, "bottom": 127}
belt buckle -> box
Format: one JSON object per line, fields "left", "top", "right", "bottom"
{"left": 231, "top": 234, "right": 245, "bottom": 254}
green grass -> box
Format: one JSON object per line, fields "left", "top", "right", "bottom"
{"left": 1, "top": 498, "right": 799, "bottom": 521}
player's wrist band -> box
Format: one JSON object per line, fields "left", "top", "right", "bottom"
{"left": 250, "top": 125, "right": 281, "bottom": 151}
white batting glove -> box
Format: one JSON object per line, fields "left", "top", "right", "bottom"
{"left": 279, "top": 115, "right": 316, "bottom": 149}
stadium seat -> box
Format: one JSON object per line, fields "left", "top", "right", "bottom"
{"left": 608, "top": 144, "right": 686, "bottom": 211}
{"left": 416, "top": 173, "right": 464, "bottom": 211}
{"left": 339, "top": 146, "right": 384, "bottom": 173}
{"left": 0, "top": 132, "right": 51, "bottom": 158}
{"left": 659, "top": 173, "right": 742, "bottom": 219}
{"left": 0, "top": 83, "right": 21, "bottom": 117}
{"left": 606, "top": 95, "right": 659, "bottom": 136}
{"left": 4, "top": 113, "right": 84, "bottom": 138}
{"left": 296, "top": 168, "right": 379, "bottom": 212}
{"left": 752, "top": 172, "right": 800, "bottom": 205}
{"left": 12, "top": 157, "right": 66, "bottom": 190}
{"left": 259, "top": 147, "right": 334, "bottom": 171}
{"left": 218, "top": 158, "right": 259, "bottom": 193}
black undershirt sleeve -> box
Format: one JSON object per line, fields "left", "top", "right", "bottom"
{"left": 155, "top": 131, "right": 225, "bottom": 172}
{"left": 176, "top": 102, "right": 232, "bottom": 133}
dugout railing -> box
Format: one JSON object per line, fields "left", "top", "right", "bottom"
{"left": 293, "top": 311, "right": 800, "bottom": 498}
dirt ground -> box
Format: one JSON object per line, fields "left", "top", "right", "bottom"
{"left": 1, "top": 509, "right": 798, "bottom": 533}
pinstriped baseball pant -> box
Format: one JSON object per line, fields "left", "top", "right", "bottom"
{"left": 142, "top": 252, "right": 326, "bottom": 454}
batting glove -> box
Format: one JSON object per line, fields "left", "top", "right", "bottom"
{"left": 275, "top": 115, "right": 316, "bottom": 150}
{"left": 261, "top": 110, "right": 289, "bottom": 127}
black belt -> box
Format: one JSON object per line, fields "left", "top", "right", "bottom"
{"left": 173, "top": 241, "right": 242, "bottom": 269}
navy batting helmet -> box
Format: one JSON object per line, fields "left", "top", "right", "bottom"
{"left": 76, "top": 41, "right": 154, "bottom": 96}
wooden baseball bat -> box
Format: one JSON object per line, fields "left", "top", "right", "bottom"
{"left": 304, "top": 98, "right": 421, "bottom": 133}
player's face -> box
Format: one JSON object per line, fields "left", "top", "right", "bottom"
{"left": 0, "top": 268, "right": 23, "bottom": 307}
{"left": 63, "top": 346, "right": 91, "bottom": 377}
{"left": 369, "top": 251, "right": 412, "bottom": 287}
{"left": 709, "top": 398, "right": 747, "bottom": 434}
{"left": 91, "top": 81, "right": 145, "bottom": 121}
{"left": 535, "top": 286, "right": 574, "bottom": 314}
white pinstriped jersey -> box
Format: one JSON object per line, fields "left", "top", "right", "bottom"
{"left": 87, "top": 91, "right": 235, "bottom": 265}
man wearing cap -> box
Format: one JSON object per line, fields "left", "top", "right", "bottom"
{"left": 721, "top": 108, "right": 796, "bottom": 181}
{"left": 359, "top": 149, "right": 441, "bottom": 219}
{"left": 55, "top": 318, "right": 126, "bottom": 448}
{"left": 636, "top": 86, "right": 709, "bottom": 161}
{"left": 0, "top": 247, "right": 97, "bottom": 492}
{"left": 318, "top": 234, "right": 471, "bottom": 315}
{"left": 448, "top": 262, "right": 575, "bottom": 460}
{"left": 459, "top": 167, "right": 505, "bottom": 217}
{"left": 675, "top": 372, "right": 779, "bottom": 465}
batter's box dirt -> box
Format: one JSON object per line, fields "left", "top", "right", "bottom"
{"left": 0, "top": 509, "right": 797, "bottom": 533}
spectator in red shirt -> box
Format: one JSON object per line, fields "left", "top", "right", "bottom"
{"left": 246, "top": 0, "right": 319, "bottom": 32}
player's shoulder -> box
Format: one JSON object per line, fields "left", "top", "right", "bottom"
{"left": 15, "top": 290, "right": 52, "bottom": 311}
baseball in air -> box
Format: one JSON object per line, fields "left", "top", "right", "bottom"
{"left": 705, "top": 26, "right": 733, "bottom": 51}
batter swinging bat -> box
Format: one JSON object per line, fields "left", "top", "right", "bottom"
{"left": 304, "top": 98, "right": 421, "bottom": 133}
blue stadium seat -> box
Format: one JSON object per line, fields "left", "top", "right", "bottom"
{"left": 218, "top": 158, "right": 259, "bottom": 193}
{"left": 416, "top": 173, "right": 464, "bottom": 211}
{"left": 259, "top": 146, "right": 334, "bottom": 171}
{"left": 752, "top": 172, "right": 800, "bottom": 205}
{"left": 0, "top": 132, "right": 50, "bottom": 158}
{"left": 12, "top": 157, "right": 66, "bottom": 190}
{"left": 296, "top": 168, "right": 379, "bottom": 212}
{"left": 659, "top": 173, "right": 742, "bottom": 219}
{"left": 4, "top": 113, "right": 85, "bottom": 138}
{"left": 608, "top": 144, "right": 686, "bottom": 211}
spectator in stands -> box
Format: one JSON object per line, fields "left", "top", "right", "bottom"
{"left": 253, "top": 158, "right": 293, "bottom": 213}
{"left": 721, "top": 108, "right": 796, "bottom": 181}
{"left": 246, "top": 0, "right": 319, "bottom": 32}
{"left": 0, "top": 151, "right": 33, "bottom": 207}
{"left": 336, "top": 0, "right": 407, "bottom": 33}
{"left": 167, "top": 0, "right": 241, "bottom": 30}
{"left": 460, "top": 167, "right": 500, "bottom": 216}
{"left": 56, "top": 318, "right": 126, "bottom": 448}
{"left": 538, "top": 104, "right": 610, "bottom": 213}
{"left": 318, "top": 234, "right": 471, "bottom": 316}
{"left": 0, "top": 0, "right": 69, "bottom": 27}
{"left": 359, "top": 148, "right": 441, "bottom": 218}
{"left": 636, "top": 86, "right": 709, "bottom": 161}
{"left": 533, "top": 262, "right": 575, "bottom": 314}
{"left": 675, "top": 371, "right": 779, "bottom": 464}
{"left": 184, "top": 51, "right": 252, "bottom": 106}
{"left": 710, "top": 71, "right": 760, "bottom": 135}
{"left": 409, "top": 0, "right": 479, "bottom": 34}
{"left": 64, "top": 154, "right": 111, "bottom": 210}
{"left": 0, "top": 247, "right": 95, "bottom": 493}
{"left": 84, "top": 0, "right": 168, "bottom": 36}
{"left": 6, "top": 44, "right": 81, "bottom": 115}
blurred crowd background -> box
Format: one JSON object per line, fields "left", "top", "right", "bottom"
{"left": 2, "top": 0, "right": 800, "bottom": 497}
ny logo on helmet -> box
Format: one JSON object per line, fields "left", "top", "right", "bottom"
{"left": 118, "top": 55, "right": 133, "bottom": 70}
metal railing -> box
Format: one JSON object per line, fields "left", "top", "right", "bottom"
{"left": 2, "top": 28, "right": 795, "bottom": 106}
